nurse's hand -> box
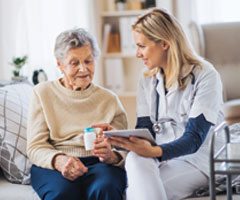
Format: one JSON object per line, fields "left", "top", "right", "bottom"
{"left": 109, "top": 136, "right": 163, "bottom": 158}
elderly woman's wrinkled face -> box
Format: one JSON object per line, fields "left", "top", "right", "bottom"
{"left": 58, "top": 45, "right": 95, "bottom": 90}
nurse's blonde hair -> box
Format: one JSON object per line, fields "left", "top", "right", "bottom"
{"left": 132, "top": 8, "right": 202, "bottom": 89}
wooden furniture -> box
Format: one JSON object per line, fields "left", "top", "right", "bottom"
{"left": 100, "top": 1, "right": 157, "bottom": 128}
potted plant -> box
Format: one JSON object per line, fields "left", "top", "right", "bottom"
{"left": 10, "top": 55, "right": 28, "bottom": 79}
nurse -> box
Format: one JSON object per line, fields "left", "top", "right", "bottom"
{"left": 104, "top": 8, "right": 225, "bottom": 200}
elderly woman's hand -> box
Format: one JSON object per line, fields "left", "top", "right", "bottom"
{"left": 53, "top": 154, "right": 88, "bottom": 181}
{"left": 93, "top": 136, "right": 121, "bottom": 164}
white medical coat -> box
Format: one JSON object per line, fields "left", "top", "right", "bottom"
{"left": 136, "top": 60, "right": 225, "bottom": 175}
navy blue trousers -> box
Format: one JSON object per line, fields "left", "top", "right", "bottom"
{"left": 31, "top": 157, "right": 126, "bottom": 200}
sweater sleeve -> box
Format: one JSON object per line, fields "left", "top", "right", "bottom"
{"left": 159, "top": 114, "right": 212, "bottom": 161}
{"left": 109, "top": 95, "right": 128, "bottom": 167}
{"left": 26, "top": 90, "right": 63, "bottom": 169}
{"left": 110, "top": 95, "right": 128, "bottom": 130}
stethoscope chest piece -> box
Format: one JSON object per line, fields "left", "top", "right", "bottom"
{"left": 152, "top": 122, "right": 162, "bottom": 134}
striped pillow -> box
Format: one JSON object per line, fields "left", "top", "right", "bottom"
{"left": 0, "top": 83, "right": 32, "bottom": 184}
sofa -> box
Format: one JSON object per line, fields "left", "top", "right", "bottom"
{"left": 0, "top": 82, "right": 40, "bottom": 200}
{"left": 190, "top": 21, "right": 240, "bottom": 124}
{"left": 0, "top": 169, "right": 39, "bottom": 200}
{"left": 0, "top": 82, "right": 202, "bottom": 200}
{"left": 1, "top": 82, "right": 240, "bottom": 200}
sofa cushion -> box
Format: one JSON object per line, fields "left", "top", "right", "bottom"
{"left": 0, "top": 169, "right": 40, "bottom": 200}
{"left": 0, "top": 83, "right": 33, "bottom": 184}
{"left": 216, "top": 63, "right": 240, "bottom": 101}
{"left": 224, "top": 99, "right": 240, "bottom": 124}
{"left": 202, "top": 22, "right": 240, "bottom": 66}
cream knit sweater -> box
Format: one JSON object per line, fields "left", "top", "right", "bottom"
{"left": 27, "top": 79, "right": 127, "bottom": 169}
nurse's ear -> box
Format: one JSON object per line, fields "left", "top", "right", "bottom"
{"left": 161, "top": 41, "right": 169, "bottom": 50}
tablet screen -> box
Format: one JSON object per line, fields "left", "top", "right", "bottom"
{"left": 103, "top": 128, "right": 156, "bottom": 144}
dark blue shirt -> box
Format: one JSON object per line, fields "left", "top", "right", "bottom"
{"left": 135, "top": 114, "right": 212, "bottom": 161}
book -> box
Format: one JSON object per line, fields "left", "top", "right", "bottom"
{"left": 119, "top": 16, "right": 137, "bottom": 54}
{"left": 107, "top": 31, "right": 121, "bottom": 53}
{"left": 104, "top": 58, "right": 124, "bottom": 93}
{"left": 103, "top": 23, "right": 121, "bottom": 53}
{"left": 102, "top": 23, "right": 111, "bottom": 54}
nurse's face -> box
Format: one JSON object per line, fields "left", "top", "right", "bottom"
{"left": 133, "top": 31, "right": 169, "bottom": 70}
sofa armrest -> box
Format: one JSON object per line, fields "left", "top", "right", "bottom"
{"left": 189, "top": 21, "right": 205, "bottom": 57}
{"left": 224, "top": 100, "right": 240, "bottom": 124}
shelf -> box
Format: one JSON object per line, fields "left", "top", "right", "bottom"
{"left": 103, "top": 52, "right": 136, "bottom": 58}
{"left": 99, "top": 0, "right": 152, "bottom": 129}
{"left": 101, "top": 9, "right": 146, "bottom": 17}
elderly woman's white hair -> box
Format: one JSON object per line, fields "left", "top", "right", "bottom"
{"left": 54, "top": 28, "right": 100, "bottom": 61}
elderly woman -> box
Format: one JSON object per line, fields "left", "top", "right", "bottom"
{"left": 27, "top": 28, "right": 127, "bottom": 200}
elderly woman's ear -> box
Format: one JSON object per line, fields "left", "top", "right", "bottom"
{"left": 57, "top": 60, "right": 64, "bottom": 72}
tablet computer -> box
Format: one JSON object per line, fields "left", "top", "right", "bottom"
{"left": 103, "top": 128, "right": 156, "bottom": 145}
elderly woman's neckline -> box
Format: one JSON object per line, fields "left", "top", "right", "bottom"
{"left": 59, "top": 77, "right": 91, "bottom": 91}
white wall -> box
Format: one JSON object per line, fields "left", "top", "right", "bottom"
{"left": 0, "top": 0, "right": 101, "bottom": 83}
{"left": 156, "top": 0, "right": 173, "bottom": 12}
{"left": 0, "top": 0, "right": 196, "bottom": 82}
{"left": 174, "top": 0, "right": 196, "bottom": 38}
{"left": 0, "top": 0, "right": 23, "bottom": 80}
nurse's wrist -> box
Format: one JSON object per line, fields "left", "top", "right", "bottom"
{"left": 151, "top": 146, "right": 163, "bottom": 158}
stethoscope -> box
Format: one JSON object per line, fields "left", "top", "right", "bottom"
{"left": 152, "top": 71, "right": 196, "bottom": 134}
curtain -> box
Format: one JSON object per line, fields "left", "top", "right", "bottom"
{"left": 0, "top": 0, "right": 98, "bottom": 82}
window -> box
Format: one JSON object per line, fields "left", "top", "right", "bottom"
{"left": 195, "top": 0, "right": 240, "bottom": 24}
{"left": 0, "top": 0, "right": 97, "bottom": 81}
